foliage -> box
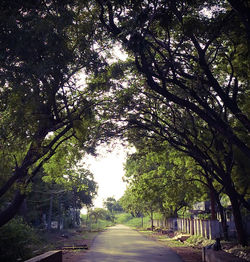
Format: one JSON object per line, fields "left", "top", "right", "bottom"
{"left": 0, "top": 217, "right": 40, "bottom": 262}
{"left": 185, "top": 235, "right": 215, "bottom": 247}
{"left": 25, "top": 167, "right": 97, "bottom": 229}
{"left": 115, "top": 213, "right": 134, "bottom": 224}
{"left": 103, "top": 197, "right": 123, "bottom": 213}
{"left": 88, "top": 208, "right": 114, "bottom": 223}
{"left": 0, "top": 0, "right": 108, "bottom": 227}
{"left": 122, "top": 143, "right": 203, "bottom": 218}
{"left": 88, "top": 219, "right": 114, "bottom": 231}
{"left": 119, "top": 186, "right": 148, "bottom": 217}
{"left": 115, "top": 213, "right": 151, "bottom": 229}
{"left": 83, "top": 210, "right": 115, "bottom": 231}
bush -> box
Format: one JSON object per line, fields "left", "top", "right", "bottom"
{"left": 185, "top": 235, "right": 215, "bottom": 247}
{"left": 0, "top": 217, "right": 40, "bottom": 262}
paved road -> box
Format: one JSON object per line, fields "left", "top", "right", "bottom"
{"left": 81, "top": 224, "right": 183, "bottom": 262}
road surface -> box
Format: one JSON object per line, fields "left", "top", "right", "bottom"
{"left": 81, "top": 224, "right": 183, "bottom": 262}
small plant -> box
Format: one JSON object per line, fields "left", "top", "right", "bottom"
{"left": 0, "top": 217, "right": 40, "bottom": 262}
{"left": 185, "top": 235, "right": 215, "bottom": 247}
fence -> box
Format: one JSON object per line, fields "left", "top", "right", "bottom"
{"left": 153, "top": 218, "right": 223, "bottom": 239}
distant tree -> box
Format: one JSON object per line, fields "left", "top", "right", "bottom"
{"left": 120, "top": 187, "right": 147, "bottom": 218}
{"left": 25, "top": 166, "right": 97, "bottom": 229}
{"left": 104, "top": 197, "right": 123, "bottom": 214}
{"left": 88, "top": 208, "right": 111, "bottom": 223}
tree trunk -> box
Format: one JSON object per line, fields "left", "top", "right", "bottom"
{"left": 214, "top": 193, "right": 228, "bottom": 240}
{"left": 73, "top": 188, "right": 77, "bottom": 227}
{"left": 58, "top": 197, "right": 62, "bottom": 231}
{"left": 210, "top": 187, "right": 216, "bottom": 220}
{"left": 150, "top": 209, "right": 154, "bottom": 231}
{"left": 47, "top": 194, "right": 53, "bottom": 231}
{"left": 19, "top": 199, "right": 28, "bottom": 222}
{"left": 227, "top": 187, "right": 248, "bottom": 246}
{"left": 0, "top": 191, "right": 26, "bottom": 227}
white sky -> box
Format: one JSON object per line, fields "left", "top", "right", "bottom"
{"left": 81, "top": 46, "right": 129, "bottom": 211}
{"left": 83, "top": 142, "right": 131, "bottom": 208}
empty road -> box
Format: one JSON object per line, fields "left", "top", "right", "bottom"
{"left": 81, "top": 224, "right": 183, "bottom": 262}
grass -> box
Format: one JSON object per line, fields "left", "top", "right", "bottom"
{"left": 137, "top": 229, "right": 216, "bottom": 249}
{"left": 87, "top": 219, "right": 115, "bottom": 231}
{"left": 115, "top": 213, "right": 151, "bottom": 229}
{"left": 138, "top": 230, "right": 187, "bottom": 247}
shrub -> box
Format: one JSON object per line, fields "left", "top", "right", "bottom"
{"left": 0, "top": 217, "right": 39, "bottom": 262}
{"left": 185, "top": 235, "right": 215, "bottom": 247}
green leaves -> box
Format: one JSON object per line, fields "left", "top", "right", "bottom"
{"left": 0, "top": 0, "right": 110, "bottom": 226}
{"left": 122, "top": 141, "right": 202, "bottom": 218}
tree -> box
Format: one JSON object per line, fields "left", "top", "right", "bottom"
{"left": 88, "top": 208, "right": 111, "bottom": 223}
{"left": 97, "top": 0, "right": 250, "bottom": 159}
{"left": 123, "top": 142, "right": 203, "bottom": 217}
{"left": 91, "top": 1, "right": 250, "bottom": 245}
{"left": 25, "top": 165, "right": 97, "bottom": 229}
{"left": 0, "top": 0, "right": 107, "bottom": 227}
{"left": 104, "top": 197, "right": 123, "bottom": 213}
{"left": 120, "top": 186, "right": 147, "bottom": 218}
{"left": 123, "top": 89, "right": 249, "bottom": 245}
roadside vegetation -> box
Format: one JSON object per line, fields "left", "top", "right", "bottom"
{"left": 0, "top": 211, "right": 114, "bottom": 262}
{"left": 81, "top": 212, "right": 115, "bottom": 232}
{"left": 0, "top": 218, "right": 41, "bottom": 262}
{"left": 115, "top": 213, "right": 150, "bottom": 228}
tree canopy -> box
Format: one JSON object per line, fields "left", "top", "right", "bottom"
{"left": 0, "top": 0, "right": 106, "bottom": 227}
{"left": 94, "top": 0, "right": 250, "bottom": 246}
{"left": 0, "top": 0, "right": 249, "bottom": 246}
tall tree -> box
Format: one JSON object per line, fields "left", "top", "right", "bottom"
{"left": 0, "top": 0, "right": 106, "bottom": 227}
{"left": 97, "top": 0, "right": 250, "bottom": 158}
{"left": 93, "top": 0, "right": 250, "bottom": 245}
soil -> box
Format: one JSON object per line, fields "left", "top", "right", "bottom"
{"left": 139, "top": 231, "right": 202, "bottom": 262}
{"left": 61, "top": 237, "right": 92, "bottom": 262}
{"left": 169, "top": 246, "right": 202, "bottom": 262}
{"left": 37, "top": 229, "right": 97, "bottom": 262}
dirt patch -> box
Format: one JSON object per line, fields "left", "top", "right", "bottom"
{"left": 36, "top": 229, "right": 98, "bottom": 262}
{"left": 138, "top": 229, "right": 250, "bottom": 262}
{"left": 222, "top": 243, "right": 250, "bottom": 261}
{"left": 170, "top": 246, "right": 202, "bottom": 262}
{"left": 63, "top": 249, "right": 88, "bottom": 262}
{"left": 62, "top": 237, "right": 94, "bottom": 262}
{"left": 60, "top": 231, "right": 98, "bottom": 262}
{"left": 138, "top": 230, "right": 202, "bottom": 262}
